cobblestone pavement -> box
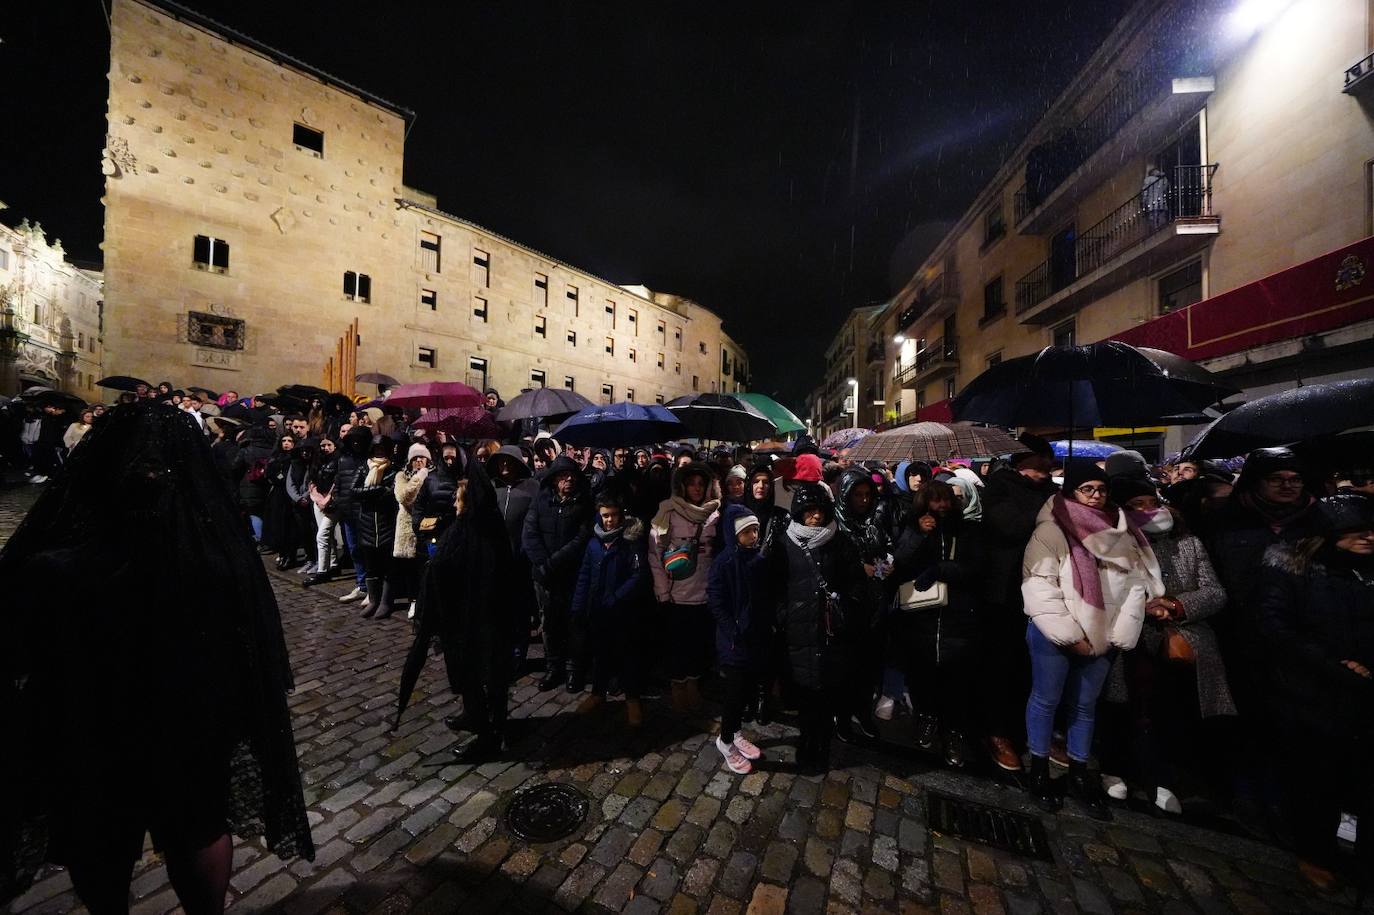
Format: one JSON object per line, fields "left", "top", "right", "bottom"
{"left": 1, "top": 484, "right": 1364, "bottom": 915}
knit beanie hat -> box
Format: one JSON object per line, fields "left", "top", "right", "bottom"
{"left": 734, "top": 512, "right": 760, "bottom": 536}
{"left": 1109, "top": 476, "right": 1157, "bottom": 506}
{"left": 726, "top": 464, "right": 748, "bottom": 482}
{"left": 407, "top": 442, "right": 431, "bottom": 463}
{"left": 793, "top": 454, "right": 824, "bottom": 483}
{"left": 1105, "top": 450, "right": 1149, "bottom": 479}
{"left": 1062, "top": 460, "right": 1109, "bottom": 494}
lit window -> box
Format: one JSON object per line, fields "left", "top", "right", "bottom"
{"left": 343, "top": 271, "right": 371, "bottom": 303}
{"left": 473, "top": 296, "right": 488, "bottom": 322}
{"left": 945, "top": 377, "right": 956, "bottom": 400}
{"left": 601, "top": 383, "right": 614, "bottom": 402}
{"left": 417, "top": 346, "right": 437, "bottom": 368}
{"left": 530, "top": 369, "right": 546, "bottom": 388}
{"left": 420, "top": 288, "right": 437, "bottom": 310}
{"left": 472, "top": 248, "right": 490, "bottom": 288}
{"left": 192, "top": 235, "right": 229, "bottom": 272}
{"left": 534, "top": 315, "right": 546, "bottom": 338}
{"left": 292, "top": 123, "right": 324, "bottom": 157}
{"left": 420, "top": 231, "right": 441, "bottom": 272}
{"left": 564, "top": 376, "right": 575, "bottom": 390}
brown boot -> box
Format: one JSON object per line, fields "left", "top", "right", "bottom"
{"left": 575, "top": 693, "right": 604, "bottom": 716}
{"left": 670, "top": 680, "right": 688, "bottom": 714}
{"left": 626, "top": 699, "right": 644, "bottom": 728}
{"left": 987, "top": 736, "right": 1022, "bottom": 772}
{"left": 1298, "top": 859, "right": 1337, "bottom": 892}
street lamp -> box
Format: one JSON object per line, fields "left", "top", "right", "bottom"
{"left": 847, "top": 377, "right": 859, "bottom": 430}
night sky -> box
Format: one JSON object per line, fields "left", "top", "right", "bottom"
{"left": 1, "top": 1, "right": 1128, "bottom": 410}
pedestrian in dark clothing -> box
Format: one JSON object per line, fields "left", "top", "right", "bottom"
{"left": 263, "top": 433, "right": 299, "bottom": 567}
{"left": 522, "top": 454, "right": 594, "bottom": 692}
{"left": 883, "top": 460, "right": 933, "bottom": 542}
{"left": 743, "top": 464, "right": 791, "bottom": 555}
{"left": 708, "top": 504, "right": 769, "bottom": 774}
{"left": 412, "top": 442, "right": 465, "bottom": 553}
{"left": 1254, "top": 494, "right": 1374, "bottom": 892}
{"left": 232, "top": 426, "right": 275, "bottom": 543}
{"left": 976, "top": 444, "right": 1058, "bottom": 772}
{"left": 769, "top": 482, "right": 868, "bottom": 773}
{"left": 353, "top": 440, "right": 400, "bottom": 619}
{"left": 570, "top": 496, "right": 651, "bottom": 727}
{"left": 285, "top": 438, "right": 320, "bottom": 573}
{"left": 833, "top": 467, "right": 892, "bottom": 744}
{"left": 332, "top": 425, "right": 372, "bottom": 602}
{"left": 487, "top": 446, "right": 540, "bottom": 678}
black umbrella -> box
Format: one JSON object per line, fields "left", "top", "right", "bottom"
{"left": 187, "top": 385, "right": 220, "bottom": 400}
{"left": 951, "top": 342, "right": 1238, "bottom": 429}
{"left": 394, "top": 597, "right": 439, "bottom": 732}
{"left": 278, "top": 384, "right": 329, "bottom": 402}
{"left": 323, "top": 393, "right": 357, "bottom": 417}
{"left": 665, "top": 393, "right": 777, "bottom": 442}
{"left": 497, "top": 387, "right": 594, "bottom": 423}
{"left": 96, "top": 375, "right": 152, "bottom": 392}
{"left": 22, "top": 388, "right": 86, "bottom": 410}
{"left": 355, "top": 372, "right": 400, "bottom": 387}
{"left": 1181, "top": 379, "right": 1374, "bottom": 460}
{"left": 258, "top": 392, "right": 310, "bottom": 414}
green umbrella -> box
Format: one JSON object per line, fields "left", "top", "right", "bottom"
{"left": 736, "top": 392, "right": 806, "bottom": 435}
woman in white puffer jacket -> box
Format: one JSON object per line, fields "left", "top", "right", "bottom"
{"left": 1020, "top": 462, "right": 1163, "bottom": 819}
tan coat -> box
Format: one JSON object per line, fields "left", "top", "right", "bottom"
{"left": 393, "top": 468, "right": 428, "bottom": 559}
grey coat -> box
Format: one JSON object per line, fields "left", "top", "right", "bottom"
{"left": 1106, "top": 530, "right": 1237, "bottom": 718}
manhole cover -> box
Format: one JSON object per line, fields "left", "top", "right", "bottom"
{"left": 506, "top": 783, "right": 591, "bottom": 843}
{"left": 926, "top": 791, "right": 1054, "bottom": 861}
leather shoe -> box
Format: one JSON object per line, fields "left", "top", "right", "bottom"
{"left": 1068, "top": 760, "right": 1112, "bottom": 820}
{"left": 302, "top": 570, "right": 333, "bottom": 587}
{"left": 538, "top": 665, "right": 566, "bottom": 692}
{"left": 444, "top": 713, "right": 474, "bottom": 733}
{"left": 987, "top": 736, "right": 1023, "bottom": 772}
{"left": 915, "top": 715, "right": 940, "bottom": 752}
{"left": 453, "top": 735, "right": 502, "bottom": 763}
{"left": 566, "top": 672, "right": 586, "bottom": 694}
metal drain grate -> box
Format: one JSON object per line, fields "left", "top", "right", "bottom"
{"left": 926, "top": 791, "right": 1054, "bottom": 860}
{"left": 505, "top": 782, "right": 592, "bottom": 843}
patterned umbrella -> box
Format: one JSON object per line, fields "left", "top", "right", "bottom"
{"left": 384, "top": 381, "right": 483, "bottom": 409}
{"left": 821, "top": 428, "right": 873, "bottom": 451}
{"left": 1050, "top": 440, "right": 1122, "bottom": 459}
{"left": 845, "top": 422, "right": 1022, "bottom": 463}
{"left": 412, "top": 406, "right": 501, "bottom": 440}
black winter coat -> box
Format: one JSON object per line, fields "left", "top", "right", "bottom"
{"left": 494, "top": 479, "right": 538, "bottom": 556}
{"left": 232, "top": 442, "right": 272, "bottom": 513}
{"left": 707, "top": 506, "right": 771, "bottom": 667}
{"left": 769, "top": 527, "right": 868, "bottom": 691}
{"left": 891, "top": 515, "right": 986, "bottom": 644}
{"left": 412, "top": 461, "right": 462, "bottom": 539}
{"left": 1255, "top": 542, "right": 1374, "bottom": 738}
{"left": 353, "top": 464, "right": 399, "bottom": 550}
{"left": 331, "top": 450, "right": 365, "bottom": 523}
{"left": 521, "top": 456, "right": 594, "bottom": 594}
{"left": 979, "top": 466, "right": 1057, "bottom": 608}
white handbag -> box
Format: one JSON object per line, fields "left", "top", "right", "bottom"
{"left": 896, "top": 536, "right": 955, "bottom": 611}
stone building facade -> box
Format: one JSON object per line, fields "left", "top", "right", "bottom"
{"left": 99, "top": 0, "right": 747, "bottom": 400}
{"left": 0, "top": 209, "right": 104, "bottom": 398}
{"left": 806, "top": 304, "right": 885, "bottom": 440}
{"left": 863, "top": 0, "right": 1374, "bottom": 456}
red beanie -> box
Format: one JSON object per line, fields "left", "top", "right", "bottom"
{"left": 793, "top": 453, "right": 824, "bottom": 483}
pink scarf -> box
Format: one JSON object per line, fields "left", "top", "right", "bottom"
{"left": 1049, "top": 494, "right": 1152, "bottom": 611}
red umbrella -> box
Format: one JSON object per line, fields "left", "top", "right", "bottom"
{"left": 384, "top": 381, "right": 483, "bottom": 409}
{"left": 412, "top": 407, "right": 501, "bottom": 440}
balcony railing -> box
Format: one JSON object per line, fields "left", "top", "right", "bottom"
{"left": 1015, "top": 163, "right": 1217, "bottom": 315}
{"left": 896, "top": 272, "right": 959, "bottom": 333}
{"left": 893, "top": 336, "right": 958, "bottom": 386}
{"left": 866, "top": 343, "right": 885, "bottom": 363}
{"left": 1014, "top": 69, "right": 1161, "bottom": 224}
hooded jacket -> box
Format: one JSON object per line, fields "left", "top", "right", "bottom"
{"left": 834, "top": 467, "right": 891, "bottom": 563}
{"left": 521, "top": 455, "right": 594, "bottom": 592}
{"left": 743, "top": 465, "right": 792, "bottom": 558}
{"left": 487, "top": 446, "right": 538, "bottom": 555}
{"left": 412, "top": 450, "right": 467, "bottom": 542}
{"left": 570, "top": 518, "right": 649, "bottom": 624}
{"left": 980, "top": 463, "right": 1059, "bottom": 608}
{"left": 231, "top": 426, "right": 275, "bottom": 513}
{"left": 352, "top": 458, "right": 399, "bottom": 550}
{"left": 648, "top": 462, "right": 722, "bottom": 605}
{"left": 706, "top": 504, "right": 771, "bottom": 667}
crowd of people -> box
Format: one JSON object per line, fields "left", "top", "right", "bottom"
{"left": 2, "top": 382, "right": 1372, "bottom": 900}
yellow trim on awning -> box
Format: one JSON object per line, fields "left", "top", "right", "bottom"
{"left": 1094, "top": 427, "right": 1166, "bottom": 438}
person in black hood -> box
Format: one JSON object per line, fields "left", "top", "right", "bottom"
{"left": 0, "top": 403, "right": 313, "bottom": 910}
{"left": 522, "top": 454, "right": 594, "bottom": 691}
{"left": 353, "top": 439, "right": 401, "bottom": 619}
{"left": 486, "top": 446, "right": 540, "bottom": 679}
{"left": 588, "top": 449, "right": 612, "bottom": 493}
{"left": 263, "top": 432, "right": 300, "bottom": 569}
{"left": 744, "top": 463, "right": 791, "bottom": 556}
{"left": 832, "top": 467, "right": 893, "bottom": 743}
{"left": 331, "top": 425, "right": 374, "bottom": 601}
{"left": 1254, "top": 494, "right": 1374, "bottom": 891}
{"left": 232, "top": 425, "right": 275, "bottom": 544}
{"left": 412, "top": 442, "right": 466, "bottom": 552}
{"left": 285, "top": 438, "right": 321, "bottom": 573}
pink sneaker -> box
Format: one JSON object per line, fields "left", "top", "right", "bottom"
{"left": 716, "top": 736, "right": 752, "bottom": 774}
{"left": 732, "top": 734, "right": 762, "bottom": 760}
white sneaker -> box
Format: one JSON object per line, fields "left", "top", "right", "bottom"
{"left": 716, "top": 736, "right": 752, "bottom": 774}
{"left": 406, "top": 601, "right": 417, "bottom": 620}
{"left": 339, "top": 586, "right": 365, "bottom": 603}
{"left": 29, "top": 475, "right": 47, "bottom": 484}
{"left": 732, "top": 735, "right": 762, "bottom": 760}
{"left": 1338, "top": 812, "right": 1358, "bottom": 843}
{"left": 1101, "top": 774, "right": 1128, "bottom": 801}
{"left": 874, "top": 696, "right": 896, "bottom": 721}
{"left": 297, "top": 563, "right": 316, "bottom": 575}
{"left": 1155, "top": 786, "right": 1183, "bottom": 815}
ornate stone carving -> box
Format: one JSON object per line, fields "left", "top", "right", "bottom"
{"left": 186, "top": 310, "right": 245, "bottom": 351}
{"left": 270, "top": 207, "right": 297, "bottom": 235}
{"left": 103, "top": 136, "right": 139, "bottom": 178}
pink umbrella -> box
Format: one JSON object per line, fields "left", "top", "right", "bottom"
{"left": 412, "top": 406, "right": 501, "bottom": 440}
{"left": 384, "top": 381, "right": 483, "bottom": 409}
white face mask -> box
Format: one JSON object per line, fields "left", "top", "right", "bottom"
{"left": 1130, "top": 508, "right": 1174, "bottom": 535}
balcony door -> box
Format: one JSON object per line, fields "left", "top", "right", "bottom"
{"left": 1155, "top": 115, "right": 1203, "bottom": 217}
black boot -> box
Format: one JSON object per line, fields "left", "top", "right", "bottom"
{"left": 566, "top": 668, "right": 586, "bottom": 694}
{"left": 1026, "top": 755, "right": 1061, "bottom": 812}
{"left": 1068, "top": 759, "right": 1112, "bottom": 820}
{"left": 538, "top": 662, "right": 566, "bottom": 692}
{"left": 915, "top": 714, "right": 940, "bottom": 752}
{"left": 373, "top": 580, "right": 396, "bottom": 619}
{"left": 359, "top": 577, "right": 381, "bottom": 619}
{"left": 444, "top": 713, "right": 475, "bottom": 733}
{"left": 453, "top": 733, "right": 502, "bottom": 763}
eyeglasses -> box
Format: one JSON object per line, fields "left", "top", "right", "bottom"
{"left": 1262, "top": 475, "right": 1304, "bottom": 488}
{"left": 1075, "top": 485, "right": 1108, "bottom": 496}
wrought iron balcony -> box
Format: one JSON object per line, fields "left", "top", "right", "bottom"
{"left": 1016, "top": 163, "right": 1219, "bottom": 322}
{"left": 896, "top": 272, "right": 959, "bottom": 333}
{"left": 893, "top": 336, "right": 958, "bottom": 387}
{"left": 866, "top": 343, "right": 885, "bottom": 363}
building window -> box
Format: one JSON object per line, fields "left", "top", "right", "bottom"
{"left": 187, "top": 311, "right": 244, "bottom": 350}
{"left": 473, "top": 296, "right": 488, "bottom": 322}
{"left": 721, "top": 350, "right": 732, "bottom": 375}
{"left": 627, "top": 308, "right": 638, "bottom": 334}
{"left": 78, "top": 332, "right": 85, "bottom": 349}
{"left": 698, "top": 341, "right": 707, "bottom": 354}
{"left": 567, "top": 329, "right": 577, "bottom": 346}
{"left": 982, "top": 204, "right": 1005, "bottom": 248}
{"left": 292, "top": 123, "right": 324, "bottom": 157}
{"left": 564, "top": 376, "right": 575, "bottom": 390}
{"left": 417, "top": 346, "right": 437, "bottom": 368}
{"left": 986, "top": 350, "right": 1003, "bottom": 368}
{"left": 657, "top": 320, "right": 666, "bottom": 344}
{"left": 675, "top": 362, "right": 681, "bottom": 375}
{"left": 605, "top": 300, "right": 616, "bottom": 328}
{"left": 534, "top": 272, "right": 548, "bottom": 306}
{"left": 343, "top": 271, "right": 371, "bottom": 303}
{"left": 0, "top": 249, "right": 9, "bottom": 270}
{"left": 1052, "top": 319, "right": 1076, "bottom": 349}
{"left": 601, "top": 383, "right": 614, "bottom": 402}
{"left": 917, "top": 391, "right": 926, "bottom": 410}
{"left": 982, "top": 276, "right": 1005, "bottom": 321}
{"left": 566, "top": 284, "right": 579, "bottom": 315}
{"left": 420, "top": 231, "right": 441, "bottom": 272}
{"left": 629, "top": 348, "right": 637, "bottom": 363}
{"left": 530, "top": 369, "right": 546, "bottom": 388}
{"left": 1158, "top": 260, "right": 1203, "bottom": 315}
{"left": 467, "top": 356, "right": 488, "bottom": 390}
{"left": 674, "top": 327, "right": 683, "bottom": 351}
{"left": 421, "top": 288, "right": 437, "bottom": 311}
{"left": 657, "top": 352, "right": 665, "bottom": 370}
{"left": 945, "top": 377, "right": 956, "bottom": 400}
{"left": 534, "top": 315, "right": 546, "bottom": 338}
{"left": 692, "top": 375, "right": 699, "bottom": 391}
{"left": 655, "top": 393, "right": 665, "bottom": 405}
{"left": 472, "top": 248, "right": 490, "bottom": 288}
{"left": 192, "top": 235, "right": 229, "bottom": 273}
{"left": 605, "top": 337, "right": 614, "bottom": 356}
{"left": 626, "top": 388, "right": 635, "bottom": 402}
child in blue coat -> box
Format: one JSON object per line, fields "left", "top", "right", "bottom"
{"left": 571, "top": 495, "right": 650, "bottom": 726}
{"left": 707, "top": 503, "right": 770, "bottom": 773}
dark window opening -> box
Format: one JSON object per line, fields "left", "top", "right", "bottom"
{"left": 417, "top": 346, "right": 436, "bottom": 368}
{"left": 982, "top": 277, "right": 1005, "bottom": 320}
{"left": 421, "top": 288, "right": 437, "bottom": 311}
{"left": 193, "top": 235, "right": 229, "bottom": 272}
{"left": 343, "top": 271, "right": 371, "bottom": 303}
{"left": 292, "top": 123, "right": 324, "bottom": 157}
{"left": 1159, "top": 260, "right": 1203, "bottom": 314}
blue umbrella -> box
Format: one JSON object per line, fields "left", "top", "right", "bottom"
{"left": 1050, "top": 439, "right": 1122, "bottom": 459}
{"left": 551, "top": 402, "right": 685, "bottom": 448}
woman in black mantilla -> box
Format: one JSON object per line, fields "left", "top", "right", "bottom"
{"left": 1, "top": 403, "right": 313, "bottom": 914}
{"left": 394, "top": 453, "right": 522, "bottom": 763}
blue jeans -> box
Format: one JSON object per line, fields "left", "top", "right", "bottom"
{"left": 1025, "top": 622, "right": 1113, "bottom": 763}
{"left": 342, "top": 521, "right": 366, "bottom": 589}
{"left": 249, "top": 515, "right": 264, "bottom": 541}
